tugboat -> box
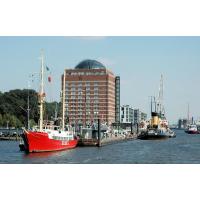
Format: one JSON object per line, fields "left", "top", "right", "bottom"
{"left": 139, "top": 75, "right": 175, "bottom": 140}
{"left": 19, "top": 51, "right": 78, "bottom": 153}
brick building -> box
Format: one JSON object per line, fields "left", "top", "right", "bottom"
{"left": 61, "top": 59, "right": 120, "bottom": 126}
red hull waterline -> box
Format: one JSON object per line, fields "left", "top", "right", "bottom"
{"left": 185, "top": 131, "right": 200, "bottom": 134}
{"left": 22, "top": 131, "right": 78, "bottom": 153}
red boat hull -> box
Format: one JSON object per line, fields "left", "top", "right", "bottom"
{"left": 22, "top": 131, "right": 78, "bottom": 153}
{"left": 185, "top": 130, "right": 200, "bottom": 134}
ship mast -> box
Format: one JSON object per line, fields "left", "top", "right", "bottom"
{"left": 39, "top": 50, "right": 45, "bottom": 132}
{"left": 62, "top": 70, "right": 66, "bottom": 130}
{"left": 187, "top": 103, "right": 190, "bottom": 124}
{"left": 158, "top": 74, "right": 164, "bottom": 118}
{"left": 27, "top": 79, "right": 30, "bottom": 130}
{"left": 55, "top": 102, "right": 58, "bottom": 120}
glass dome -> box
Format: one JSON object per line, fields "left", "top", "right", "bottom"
{"left": 75, "top": 59, "right": 106, "bottom": 70}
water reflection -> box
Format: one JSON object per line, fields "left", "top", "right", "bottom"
{"left": 23, "top": 151, "right": 60, "bottom": 159}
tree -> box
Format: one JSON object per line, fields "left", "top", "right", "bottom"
{"left": 0, "top": 113, "right": 3, "bottom": 127}
{"left": 0, "top": 89, "right": 60, "bottom": 128}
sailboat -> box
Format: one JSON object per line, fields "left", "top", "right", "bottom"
{"left": 138, "top": 75, "right": 175, "bottom": 140}
{"left": 20, "top": 51, "right": 78, "bottom": 153}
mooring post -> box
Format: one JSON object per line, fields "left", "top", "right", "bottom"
{"left": 136, "top": 123, "right": 139, "bottom": 135}
{"left": 98, "top": 119, "right": 101, "bottom": 147}
{"left": 131, "top": 122, "right": 133, "bottom": 134}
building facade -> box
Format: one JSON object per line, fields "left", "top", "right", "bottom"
{"left": 120, "top": 105, "right": 134, "bottom": 123}
{"left": 134, "top": 109, "right": 147, "bottom": 124}
{"left": 141, "top": 112, "right": 147, "bottom": 121}
{"left": 178, "top": 119, "right": 188, "bottom": 129}
{"left": 115, "top": 76, "right": 120, "bottom": 123}
{"left": 61, "top": 59, "right": 120, "bottom": 126}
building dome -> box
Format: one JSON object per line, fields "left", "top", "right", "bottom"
{"left": 75, "top": 59, "right": 106, "bottom": 70}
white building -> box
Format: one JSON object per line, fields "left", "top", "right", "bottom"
{"left": 120, "top": 105, "right": 134, "bottom": 123}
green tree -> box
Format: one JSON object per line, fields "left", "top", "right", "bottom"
{"left": 0, "top": 89, "right": 60, "bottom": 128}
{"left": 0, "top": 113, "right": 3, "bottom": 127}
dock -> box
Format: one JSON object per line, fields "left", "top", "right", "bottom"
{"left": 100, "top": 134, "right": 137, "bottom": 146}
{"left": 77, "top": 133, "right": 138, "bottom": 147}
{"left": 0, "top": 136, "right": 22, "bottom": 141}
{"left": 78, "top": 138, "right": 99, "bottom": 146}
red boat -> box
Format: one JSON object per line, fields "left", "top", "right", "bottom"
{"left": 20, "top": 51, "right": 78, "bottom": 153}
{"left": 22, "top": 125, "right": 78, "bottom": 153}
{"left": 185, "top": 125, "right": 200, "bottom": 134}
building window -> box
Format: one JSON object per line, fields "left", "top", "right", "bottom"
{"left": 86, "top": 83, "right": 90, "bottom": 87}
{"left": 86, "top": 87, "right": 90, "bottom": 91}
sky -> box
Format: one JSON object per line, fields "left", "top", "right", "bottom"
{"left": 0, "top": 36, "right": 200, "bottom": 123}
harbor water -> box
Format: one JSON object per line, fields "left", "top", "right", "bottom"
{"left": 0, "top": 129, "right": 200, "bottom": 164}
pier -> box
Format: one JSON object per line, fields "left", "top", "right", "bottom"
{"left": 77, "top": 134, "right": 137, "bottom": 147}
{"left": 0, "top": 129, "right": 22, "bottom": 141}
{"left": 77, "top": 119, "right": 138, "bottom": 147}
{"left": 0, "top": 135, "right": 21, "bottom": 141}
{"left": 78, "top": 130, "right": 138, "bottom": 147}
{"left": 100, "top": 134, "right": 138, "bottom": 146}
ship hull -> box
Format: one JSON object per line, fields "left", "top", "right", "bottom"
{"left": 138, "top": 129, "right": 175, "bottom": 140}
{"left": 22, "top": 131, "right": 78, "bottom": 153}
{"left": 138, "top": 134, "right": 169, "bottom": 140}
{"left": 185, "top": 130, "right": 200, "bottom": 134}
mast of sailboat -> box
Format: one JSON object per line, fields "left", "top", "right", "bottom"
{"left": 39, "top": 50, "right": 45, "bottom": 132}
{"left": 62, "top": 70, "right": 66, "bottom": 130}
{"left": 27, "top": 78, "right": 30, "bottom": 130}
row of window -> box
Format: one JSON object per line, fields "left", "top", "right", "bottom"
{"left": 66, "top": 71, "right": 106, "bottom": 76}
{"left": 66, "top": 82, "right": 101, "bottom": 86}
{"left": 66, "top": 92, "right": 99, "bottom": 95}
{"left": 68, "top": 112, "right": 103, "bottom": 115}
{"left": 66, "top": 87, "right": 100, "bottom": 91}
{"left": 52, "top": 136, "right": 70, "bottom": 141}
